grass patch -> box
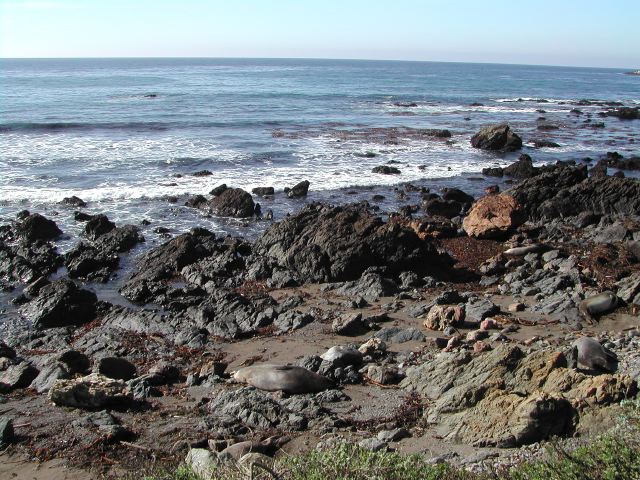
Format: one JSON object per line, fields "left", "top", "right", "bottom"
{"left": 142, "top": 400, "right": 640, "bottom": 480}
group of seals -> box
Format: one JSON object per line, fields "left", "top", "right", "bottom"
{"left": 568, "top": 337, "right": 618, "bottom": 373}
{"left": 233, "top": 364, "right": 334, "bottom": 394}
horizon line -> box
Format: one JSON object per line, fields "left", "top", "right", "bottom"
{"left": 0, "top": 55, "right": 637, "bottom": 71}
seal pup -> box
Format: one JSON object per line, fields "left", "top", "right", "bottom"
{"left": 233, "top": 364, "right": 334, "bottom": 394}
{"left": 578, "top": 291, "right": 617, "bottom": 323}
{"left": 568, "top": 337, "right": 618, "bottom": 373}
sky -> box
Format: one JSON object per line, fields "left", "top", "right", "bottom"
{"left": 0, "top": 0, "right": 639, "bottom": 68}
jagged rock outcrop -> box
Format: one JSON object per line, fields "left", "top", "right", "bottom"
{"left": 253, "top": 203, "right": 452, "bottom": 282}
{"left": 509, "top": 167, "right": 640, "bottom": 220}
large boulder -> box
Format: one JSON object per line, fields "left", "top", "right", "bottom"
{"left": 17, "top": 213, "right": 62, "bottom": 242}
{"left": 462, "top": 194, "right": 526, "bottom": 239}
{"left": 205, "top": 188, "right": 255, "bottom": 218}
{"left": 253, "top": 203, "right": 452, "bottom": 282}
{"left": 286, "top": 180, "right": 310, "bottom": 199}
{"left": 20, "top": 278, "right": 97, "bottom": 329}
{"left": 471, "top": 124, "right": 522, "bottom": 151}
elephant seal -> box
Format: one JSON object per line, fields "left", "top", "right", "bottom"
{"left": 568, "top": 337, "right": 617, "bottom": 373}
{"left": 233, "top": 364, "right": 334, "bottom": 394}
{"left": 578, "top": 291, "right": 617, "bottom": 323}
{"left": 504, "top": 244, "right": 543, "bottom": 256}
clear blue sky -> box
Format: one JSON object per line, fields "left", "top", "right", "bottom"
{"left": 1, "top": 0, "right": 638, "bottom": 68}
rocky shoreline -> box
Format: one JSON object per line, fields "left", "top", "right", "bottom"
{"left": 1, "top": 122, "right": 639, "bottom": 478}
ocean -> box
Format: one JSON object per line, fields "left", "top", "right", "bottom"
{"left": 0, "top": 58, "right": 639, "bottom": 242}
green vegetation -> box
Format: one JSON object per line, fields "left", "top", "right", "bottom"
{"left": 143, "top": 399, "right": 640, "bottom": 480}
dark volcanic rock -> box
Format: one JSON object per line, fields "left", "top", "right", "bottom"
{"left": 66, "top": 225, "right": 143, "bottom": 281}
{"left": 372, "top": 165, "right": 401, "bottom": 175}
{"left": 20, "top": 278, "right": 97, "bottom": 329}
{"left": 286, "top": 180, "right": 310, "bottom": 199}
{"left": 0, "top": 362, "right": 39, "bottom": 393}
{"left": 0, "top": 239, "right": 63, "bottom": 285}
{"left": 423, "top": 198, "right": 462, "bottom": 219}
{"left": 205, "top": 188, "right": 255, "bottom": 218}
{"left": 252, "top": 186, "right": 275, "bottom": 196}
{"left": 604, "top": 107, "right": 639, "bottom": 120}
{"left": 503, "top": 154, "right": 538, "bottom": 179}
{"left": 253, "top": 203, "right": 452, "bottom": 283}
{"left": 482, "top": 167, "right": 504, "bottom": 177}
{"left": 471, "top": 124, "right": 522, "bottom": 152}
{"left": 441, "top": 188, "right": 474, "bottom": 205}
{"left": 509, "top": 166, "right": 640, "bottom": 220}
{"left": 60, "top": 196, "right": 87, "bottom": 207}
{"left": 209, "top": 184, "right": 228, "bottom": 196}
{"left": 17, "top": 213, "right": 62, "bottom": 242}
{"left": 533, "top": 140, "right": 561, "bottom": 149}
{"left": 85, "top": 214, "right": 116, "bottom": 240}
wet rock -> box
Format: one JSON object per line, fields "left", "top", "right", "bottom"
{"left": 372, "top": 165, "right": 401, "bottom": 175}
{"left": 94, "top": 357, "right": 137, "bottom": 381}
{"left": 254, "top": 203, "right": 451, "bottom": 283}
{"left": 60, "top": 196, "right": 87, "bottom": 207}
{"left": 423, "top": 198, "right": 462, "bottom": 219}
{"left": 286, "top": 180, "right": 310, "bottom": 199}
{"left": 604, "top": 106, "right": 639, "bottom": 120}
{"left": 85, "top": 214, "right": 116, "bottom": 240}
{"left": 470, "top": 124, "right": 522, "bottom": 152}
{"left": 0, "top": 362, "right": 39, "bottom": 393}
{"left": 48, "top": 373, "right": 133, "bottom": 409}
{"left": 462, "top": 194, "right": 525, "bottom": 239}
{"left": 252, "top": 186, "right": 275, "bottom": 196}
{"left": 20, "top": 279, "right": 97, "bottom": 329}
{"left": 209, "top": 184, "right": 228, "bottom": 196}
{"left": 503, "top": 154, "right": 538, "bottom": 179}
{"left": 482, "top": 167, "right": 504, "bottom": 177}
{"left": 17, "top": 213, "right": 62, "bottom": 242}
{"left": 205, "top": 188, "right": 255, "bottom": 218}
{"left": 441, "top": 188, "right": 474, "bottom": 205}
{"left": 533, "top": 140, "right": 561, "bottom": 148}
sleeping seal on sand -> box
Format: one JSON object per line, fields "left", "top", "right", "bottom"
{"left": 568, "top": 337, "right": 618, "bottom": 373}
{"left": 504, "top": 244, "right": 544, "bottom": 256}
{"left": 233, "top": 364, "right": 335, "bottom": 394}
{"left": 578, "top": 291, "right": 617, "bottom": 323}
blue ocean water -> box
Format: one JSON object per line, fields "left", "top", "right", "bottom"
{"left": 0, "top": 58, "right": 638, "bottom": 238}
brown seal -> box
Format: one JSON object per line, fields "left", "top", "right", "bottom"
{"left": 233, "top": 364, "right": 334, "bottom": 394}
